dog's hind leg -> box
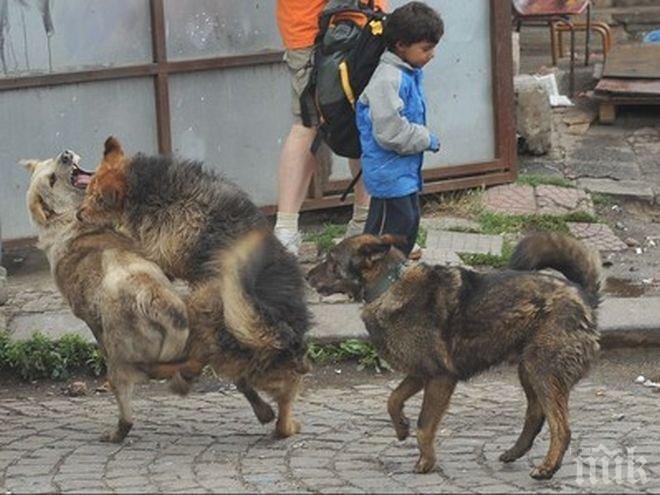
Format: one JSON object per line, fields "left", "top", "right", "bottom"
{"left": 101, "top": 371, "right": 135, "bottom": 443}
{"left": 388, "top": 375, "right": 424, "bottom": 441}
{"left": 414, "top": 374, "right": 456, "bottom": 474}
{"left": 236, "top": 378, "right": 275, "bottom": 424}
{"left": 273, "top": 376, "right": 302, "bottom": 438}
{"left": 500, "top": 364, "right": 545, "bottom": 463}
{"left": 529, "top": 381, "right": 571, "bottom": 480}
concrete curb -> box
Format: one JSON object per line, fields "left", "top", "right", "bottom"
{"left": 308, "top": 298, "right": 660, "bottom": 348}
{"left": 7, "top": 298, "right": 660, "bottom": 350}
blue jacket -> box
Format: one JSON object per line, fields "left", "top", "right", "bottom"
{"left": 356, "top": 51, "right": 439, "bottom": 198}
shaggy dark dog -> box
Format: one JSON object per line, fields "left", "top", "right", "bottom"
{"left": 77, "top": 137, "right": 310, "bottom": 438}
{"left": 308, "top": 232, "right": 600, "bottom": 479}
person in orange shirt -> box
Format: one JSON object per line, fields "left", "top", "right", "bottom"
{"left": 274, "top": 0, "right": 387, "bottom": 255}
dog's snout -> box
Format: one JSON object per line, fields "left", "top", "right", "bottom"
{"left": 60, "top": 150, "right": 74, "bottom": 165}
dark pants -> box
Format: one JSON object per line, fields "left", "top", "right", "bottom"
{"left": 363, "top": 192, "right": 420, "bottom": 257}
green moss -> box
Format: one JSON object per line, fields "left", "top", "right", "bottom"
{"left": 307, "top": 339, "right": 391, "bottom": 373}
{"left": 516, "top": 174, "right": 575, "bottom": 189}
{"left": 304, "top": 223, "right": 347, "bottom": 253}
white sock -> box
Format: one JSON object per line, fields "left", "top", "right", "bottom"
{"left": 274, "top": 212, "right": 299, "bottom": 233}
{"left": 351, "top": 204, "right": 370, "bottom": 223}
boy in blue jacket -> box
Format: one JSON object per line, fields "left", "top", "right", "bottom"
{"left": 356, "top": 1, "right": 443, "bottom": 258}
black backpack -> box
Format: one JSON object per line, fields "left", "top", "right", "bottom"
{"left": 301, "top": 0, "right": 387, "bottom": 160}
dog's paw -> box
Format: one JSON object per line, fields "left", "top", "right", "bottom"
{"left": 393, "top": 416, "right": 410, "bottom": 441}
{"left": 100, "top": 430, "right": 126, "bottom": 443}
{"left": 499, "top": 449, "right": 521, "bottom": 463}
{"left": 414, "top": 455, "right": 436, "bottom": 474}
{"left": 275, "top": 419, "right": 301, "bottom": 438}
{"left": 530, "top": 465, "right": 557, "bottom": 480}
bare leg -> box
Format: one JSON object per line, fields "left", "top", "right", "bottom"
{"left": 500, "top": 364, "right": 545, "bottom": 462}
{"left": 348, "top": 158, "right": 369, "bottom": 208}
{"left": 388, "top": 375, "right": 424, "bottom": 441}
{"left": 277, "top": 124, "right": 317, "bottom": 214}
{"left": 415, "top": 375, "right": 457, "bottom": 474}
{"left": 101, "top": 371, "right": 134, "bottom": 443}
{"left": 235, "top": 378, "right": 275, "bottom": 424}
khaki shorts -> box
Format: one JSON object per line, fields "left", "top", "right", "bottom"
{"left": 284, "top": 47, "right": 319, "bottom": 126}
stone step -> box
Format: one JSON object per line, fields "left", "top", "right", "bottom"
{"left": 8, "top": 297, "right": 660, "bottom": 349}
{"left": 576, "top": 178, "right": 656, "bottom": 203}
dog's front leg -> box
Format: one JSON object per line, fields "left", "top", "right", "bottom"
{"left": 388, "top": 375, "right": 424, "bottom": 441}
{"left": 235, "top": 378, "right": 275, "bottom": 424}
{"left": 414, "top": 374, "right": 456, "bottom": 474}
{"left": 101, "top": 372, "right": 134, "bottom": 443}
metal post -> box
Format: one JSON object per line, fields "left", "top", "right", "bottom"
{"left": 585, "top": 2, "right": 591, "bottom": 66}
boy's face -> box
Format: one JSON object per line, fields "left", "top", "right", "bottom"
{"left": 396, "top": 40, "right": 437, "bottom": 68}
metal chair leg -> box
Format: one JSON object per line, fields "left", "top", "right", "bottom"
{"left": 569, "top": 23, "right": 576, "bottom": 97}
{"left": 585, "top": 2, "right": 591, "bottom": 66}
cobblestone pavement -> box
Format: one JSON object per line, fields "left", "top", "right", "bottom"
{"left": 1, "top": 357, "right": 659, "bottom": 495}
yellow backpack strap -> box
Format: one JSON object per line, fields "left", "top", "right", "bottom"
{"left": 339, "top": 61, "right": 356, "bottom": 108}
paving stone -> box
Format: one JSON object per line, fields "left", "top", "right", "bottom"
{"left": 419, "top": 248, "right": 464, "bottom": 266}
{"left": 535, "top": 185, "right": 594, "bottom": 215}
{"left": 576, "top": 178, "right": 655, "bottom": 203}
{"left": 567, "top": 223, "right": 628, "bottom": 252}
{"left": 420, "top": 216, "right": 481, "bottom": 233}
{"left": 484, "top": 184, "right": 537, "bottom": 215}
{"left": 426, "top": 230, "right": 503, "bottom": 256}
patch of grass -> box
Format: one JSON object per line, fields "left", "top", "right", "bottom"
{"left": 477, "top": 211, "right": 597, "bottom": 236}
{"left": 516, "top": 174, "right": 575, "bottom": 189}
{"left": 304, "top": 223, "right": 347, "bottom": 253}
{"left": 0, "top": 331, "right": 105, "bottom": 381}
{"left": 416, "top": 225, "right": 427, "bottom": 248}
{"left": 591, "top": 193, "right": 614, "bottom": 206}
{"left": 424, "top": 188, "right": 484, "bottom": 218}
{"left": 459, "top": 241, "right": 515, "bottom": 268}
{"left": 307, "top": 339, "right": 391, "bottom": 373}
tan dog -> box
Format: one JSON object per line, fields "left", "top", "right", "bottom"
{"left": 308, "top": 233, "right": 601, "bottom": 479}
{"left": 24, "top": 150, "right": 190, "bottom": 442}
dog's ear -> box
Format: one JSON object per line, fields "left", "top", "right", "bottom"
{"left": 97, "top": 180, "right": 125, "bottom": 210}
{"left": 103, "top": 136, "right": 124, "bottom": 158}
{"left": 20, "top": 159, "right": 40, "bottom": 174}
{"left": 358, "top": 240, "right": 392, "bottom": 264}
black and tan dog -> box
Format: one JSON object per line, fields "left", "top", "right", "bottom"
{"left": 76, "top": 137, "right": 310, "bottom": 438}
{"left": 308, "top": 233, "right": 601, "bottom": 479}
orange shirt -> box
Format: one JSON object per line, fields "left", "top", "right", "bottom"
{"left": 277, "top": 0, "right": 388, "bottom": 50}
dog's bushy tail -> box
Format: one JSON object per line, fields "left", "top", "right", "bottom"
{"left": 509, "top": 232, "right": 601, "bottom": 308}
{"left": 214, "top": 229, "right": 309, "bottom": 351}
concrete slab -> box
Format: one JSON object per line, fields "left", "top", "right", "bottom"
{"left": 565, "top": 160, "right": 642, "bottom": 182}
{"left": 567, "top": 222, "right": 629, "bottom": 252}
{"left": 10, "top": 310, "right": 93, "bottom": 342}
{"left": 420, "top": 217, "right": 481, "bottom": 233}
{"left": 483, "top": 184, "right": 537, "bottom": 215}
{"left": 535, "top": 185, "right": 594, "bottom": 215}
{"left": 309, "top": 303, "right": 366, "bottom": 344}
{"left": 599, "top": 297, "right": 660, "bottom": 347}
{"left": 425, "top": 230, "right": 503, "bottom": 255}
{"left": 576, "top": 178, "right": 655, "bottom": 203}
{"left": 421, "top": 249, "right": 463, "bottom": 266}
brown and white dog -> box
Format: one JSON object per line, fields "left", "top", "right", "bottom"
{"left": 24, "top": 150, "right": 190, "bottom": 442}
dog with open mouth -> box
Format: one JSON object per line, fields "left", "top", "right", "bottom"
{"left": 307, "top": 232, "right": 601, "bottom": 479}
{"left": 24, "top": 150, "right": 190, "bottom": 442}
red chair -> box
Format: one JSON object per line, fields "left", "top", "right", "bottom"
{"left": 513, "top": 0, "right": 592, "bottom": 96}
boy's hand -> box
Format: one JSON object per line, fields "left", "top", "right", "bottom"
{"left": 428, "top": 134, "right": 440, "bottom": 153}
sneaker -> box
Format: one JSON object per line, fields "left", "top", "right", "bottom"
{"left": 344, "top": 217, "right": 366, "bottom": 238}
{"left": 275, "top": 228, "right": 302, "bottom": 256}
{"left": 408, "top": 243, "right": 423, "bottom": 261}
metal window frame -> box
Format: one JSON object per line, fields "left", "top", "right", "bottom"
{"left": 0, "top": 0, "right": 516, "bottom": 217}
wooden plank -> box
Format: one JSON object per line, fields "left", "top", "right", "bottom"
{"left": 599, "top": 102, "right": 616, "bottom": 125}
{"left": 595, "top": 78, "right": 660, "bottom": 96}
{"left": 603, "top": 45, "right": 660, "bottom": 79}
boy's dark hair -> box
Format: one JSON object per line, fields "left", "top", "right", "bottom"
{"left": 384, "top": 1, "right": 444, "bottom": 51}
